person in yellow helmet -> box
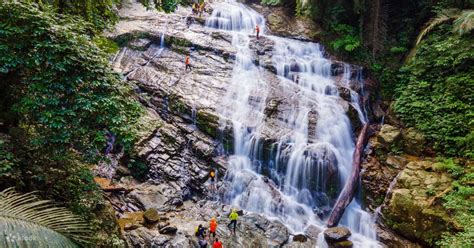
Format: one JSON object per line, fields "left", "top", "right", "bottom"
{"left": 227, "top": 209, "right": 239, "bottom": 235}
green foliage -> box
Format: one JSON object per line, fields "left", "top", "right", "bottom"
{"left": 15, "top": 0, "right": 120, "bottom": 31}
{"left": 437, "top": 169, "right": 474, "bottom": 247}
{"left": 93, "top": 36, "right": 120, "bottom": 54}
{"left": 128, "top": 157, "right": 149, "bottom": 179}
{"left": 434, "top": 158, "right": 465, "bottom": 178}
{"left": 0, "top": 2, "right": 142, "bottom": 246}
{"left": 261, "top": 0, "right": 281, "bottom": 6}
{"left": 389, "top": 46, "right": 408, "bottom": 54}
{"left": 139, "top": 0, "right": 181, "bottom": 13}
{"left": 0, "top": 2, "right": 142, "bottom": 158}
{"left": 0, "top": 136, "right": 16, "bottom": 177}
{"left": 330, "top": 24, "right": 361, "bottom": 53}
{"left": 393, "top": 23, "right": 474, "bottom": 158}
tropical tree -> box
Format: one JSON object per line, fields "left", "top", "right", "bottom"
{"left": 0, "top": 188, "right": 92, "bottom": 247}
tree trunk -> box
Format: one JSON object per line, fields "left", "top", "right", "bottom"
{"left": 326, "top": 123, "right": 369, "bottom": 227}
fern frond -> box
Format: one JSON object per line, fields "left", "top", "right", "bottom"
{"left": 0, "top": 188, "right": 93, "bottom": 247}
{"left": 453, "top": 10, "right": 474, "bottom": 35}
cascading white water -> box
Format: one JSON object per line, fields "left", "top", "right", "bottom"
{"left": 206, "top": 1, "right": 379, "bottom": 246}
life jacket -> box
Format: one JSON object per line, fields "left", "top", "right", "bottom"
{"left": 213, "top": 241, "right": 223, "bottom": 248}
{"left": 256, "top": 25, "right": 260, "bottom": 32}
{"left": 194, "top": 227, "right": 199, "bottom": 236}
{"left": 210, "top": 171, "right": 215, "bottom": 178}
{"left": 185, "top": 57, "right": 190, "bottom": 65}
{"left": 210, "top": 220, "right": 217, "bottom": 232}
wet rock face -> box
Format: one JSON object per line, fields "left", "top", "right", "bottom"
{"left": 106, "top": 1, "right": 385, "bottom": 247}
{"left": 248, "top": 4, "right": 322, "bottom": 40}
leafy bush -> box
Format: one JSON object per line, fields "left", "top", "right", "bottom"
{"left": 261, "top": 0, "right": 281, "bottom": 6}
{"left": 17, "top": 0, "right": 120, "bottom": 31}
{"left": 393, "top": 23, "right": 474, "bottom": 158}
{"left": 139, "top": 0, "right": 181, "bottom": 13}
{"left": 330, "top": 24, "right": 361, "bottom": 53}
{"left": 434, "top": 158, "right": 465, "bottom": 178}
{"left": 437, "top": 171, "right": 474, "bottom": 247}
{"left": 0, "top": 2, "right": 142, "bottom": 158}
{"left": 0, "top": 2, "right": 142, "bottom": 246}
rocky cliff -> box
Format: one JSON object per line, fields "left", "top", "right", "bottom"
{"left": 96, "top": 1, "right": 436, "bottom": 247}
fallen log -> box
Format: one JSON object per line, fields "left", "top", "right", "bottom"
{"left": 327, "top": 123, "right": 369, "bottom": 227}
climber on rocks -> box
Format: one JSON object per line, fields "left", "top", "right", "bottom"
{"left": 185, "top": 55, "right": 192, "bottom": 72}
{"left": 195, "top": 224, "right": 206, "bottom": 238}
{"left": 227, "top": 209, "right": 239, "bottom": 235}
{"left": 199, "top": 2, "right": 205, "bottom": 17}
{"left": 208, "top": 168, "right": 216, "bottom": 191}
{"left": 255, "top": 25, "right": 260, "bottom": 39}
{"left": 209, "top": 217, "right": 218, "bottom": 238}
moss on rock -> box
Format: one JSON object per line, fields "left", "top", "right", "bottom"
{"left": 382, "top": 160, "right": 458, "bottom": 246}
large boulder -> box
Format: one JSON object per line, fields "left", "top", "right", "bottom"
{"left": 402, "top": 128, "right": 425, "bottom": 156}
{"left": 323, "top": 227, "right": 352, "bottom": 243}
{"left": 143, "top": 208, "right": 160, "bottom": 224}
{"left": 377, "top": 124, "right": 401, "bottom": 145}
{"left": 382, "top": 160, "right": 458, "bottom": 246}
{"left": 159, "top": 225, "right": 178, "bottom": 235}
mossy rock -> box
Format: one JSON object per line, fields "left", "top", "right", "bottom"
{"left": 331, "top": 240, "right": 353, "bottom": 248}
{"left": 196, "top": 110, "right": 220, "bottom": 139}
{"left": 378, "top": 124, "right": 401, "bottom": 145}
{"left": 383, "top": 188, "right": 456, "bottom": 246}
{"left": 143, "top": 208, "right": 160, "bottom": 224}
{"left": 402, "top": 127, "right": 425, "bottom": 156}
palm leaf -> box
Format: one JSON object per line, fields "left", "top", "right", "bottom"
{"left": 415, "top": 9, "right": 460, "bottom": 46}
{"left": 0, "top": 188, "right": 93, "bottom": 247}
{"left": 406, "top": 9, "right": 460, "bottom": 61}
{"left": 453, "top": 10, "right": 474, "bottom": 35}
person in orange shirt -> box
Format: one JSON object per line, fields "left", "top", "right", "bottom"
{"left": 185, "top": 55, "right": 191, "bottom": 71}
{"left": 209, "top": 217, "right": 217, "bottom": 238}
{"left": 213, "top": 238, "right": 223, "bottom": 248}
{"left": 255, "top": 25, "right": 260, "bottom": 39}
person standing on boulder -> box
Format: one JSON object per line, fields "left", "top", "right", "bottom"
{"left": 227, "top": 209, "right": 239, "bottom": 235}
{"left": 185, "top": 55, "right": 191, "bottom": 72}
{"left": 255, "top": 25, "right": 260, "bottom": 39}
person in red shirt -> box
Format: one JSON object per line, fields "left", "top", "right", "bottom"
{"left": 185, "top": 55, "right": 191, "bottom": 71}
{"left": 255, "top": 25, "right": 260, "bottom": 39}
{"left": 213, "top": 238, "right": 223, "bottom": 248}
{"left": 209, "top": 217, "right": 217, "bottom": 238}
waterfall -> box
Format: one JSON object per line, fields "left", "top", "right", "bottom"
{"left": 206, "top": 1, "right": 380, "bottom": 246}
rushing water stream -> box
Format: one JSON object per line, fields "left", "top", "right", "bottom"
{"left": 206, "top": 1, "right": 380, "bottom": 246}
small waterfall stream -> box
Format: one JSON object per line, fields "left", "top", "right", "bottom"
{"left": 206, "top": 1, "right": 379, "bottom": 246}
